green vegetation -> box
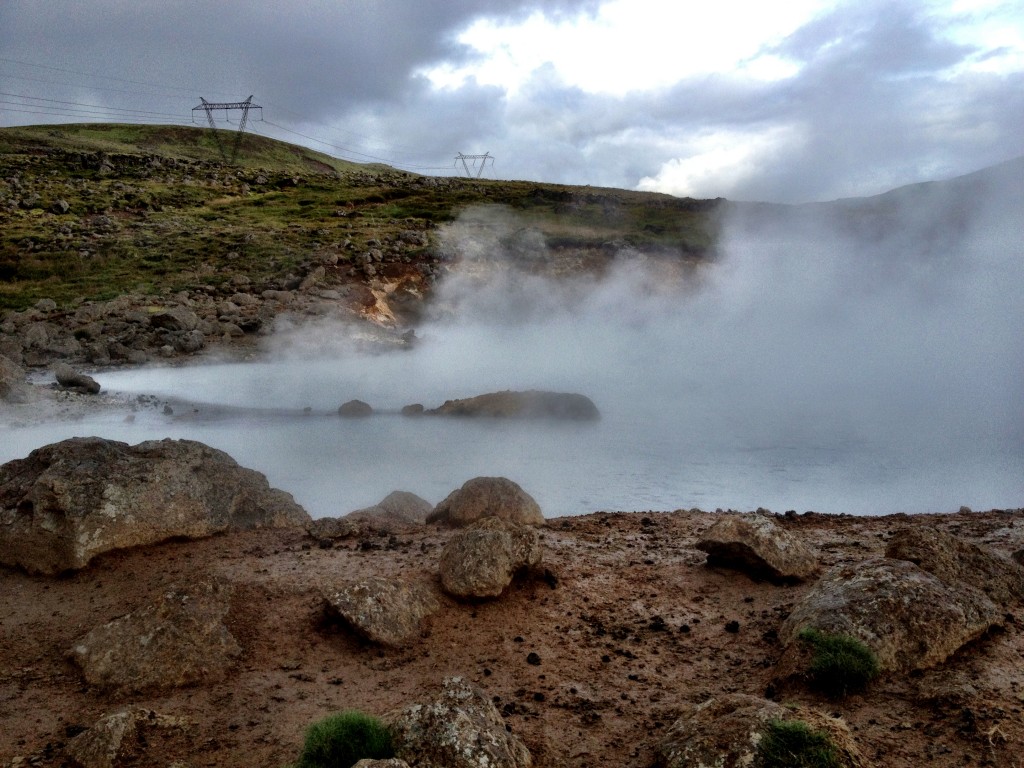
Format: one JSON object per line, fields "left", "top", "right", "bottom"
{"left": 755, "top": 719, "right": 842, "bottom": 768}
{"left": 296, "top": 710, "right": 394, "bottom": 768}
{"left": 798, "top": 627, "right": 880, "bottom": 698}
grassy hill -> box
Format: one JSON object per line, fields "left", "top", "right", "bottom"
{"left": 0, "top": 123, "right": 722, "bottom": 311}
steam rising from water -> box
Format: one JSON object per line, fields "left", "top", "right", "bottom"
{"left": 10, "top": 174, "right": 1023, "bottom": 516}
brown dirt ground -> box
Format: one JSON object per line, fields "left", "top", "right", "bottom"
{"left": 2, "top": 508, "right": 1023, "bottom": 768}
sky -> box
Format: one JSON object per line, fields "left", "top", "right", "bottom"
{"left": 1, "top": 0, "right": 1022, "bottom": 203}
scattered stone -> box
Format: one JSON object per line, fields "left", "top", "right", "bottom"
{"left": 387, "top": 677, "right": 532, "bottom": 768}
{"left": 53, "top": 362, "right": 101, "bottom": 394}
{"left": 338, "top": 399, "right": 374, "bottom": 417}
{"left": 428, "top": 390, "right": 599, "bottom": 420}
{"left": 778, "top": 557, "right": 1003, "bottom": 673}
{"left": 428, "top": 476, "right": 544, "bottom": 528}
{"left": 70, "top": 580, "right": 240, "bottom": 692}
{"left": 439, "top": 517, "right": 543, "bottom": 600}
{"left": 322, "top": 576, "right": 441, "bottom": 647}
{"left": 0, "top": 437, "right": 311, "bottom": 574}
{"left": 885, "top": 526, "right": 1024, "bottom": 607}
{"left": 657, "top": 693, "right": 863, "bottom": 768}
{"left": 696, "top": 513, "right": 819, "bottom": 582}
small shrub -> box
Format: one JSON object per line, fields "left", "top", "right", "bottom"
{"left": 297, "top": 710, "right": 394, "bottom": 768}
{"left": 799, "top": 627, "right": 879, "bottom": 698}
{"left": 756, "top": 718, "right": 842, "bottom": 768}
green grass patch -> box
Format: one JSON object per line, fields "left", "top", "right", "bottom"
{"left": 296, "top": 710, "right": 394, "bottom": 768}
{"left": 798, "top": 627, "right": 880, "bottom": 698}
{"left": 756, "top": 719, "right": 842, "bottom": 768}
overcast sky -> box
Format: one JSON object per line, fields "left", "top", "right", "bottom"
{"left": 1, "top": 0, "right": 1022, "bottom": 202}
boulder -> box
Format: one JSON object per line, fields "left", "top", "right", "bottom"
{"left": 307, "top": 516, "right": 362, "bottom": 540}
{"left": 53, "top": 362, "right": 101, "bottom": 394}
{"left": 885, "top": 526, "right": 1024, "bottom": 607}
{"left": 696, "top": 513, "right": 819, "bottom": 582}
{"left": 322, "top": 576, "right": 441, "bottom": 647}
{"left": 0, "top": 437, "right": 311, "bottom": 574}
{"left": 657, "top": 694, "right": 864, "bottom": 768}
{"left": 439, "top": 517, "right": 542, "bottom": 600}
{"left": 779, "top": 558, "right": 1003, "bottom": 673}
{"left": 0, "top": 354, "right": 33, "bottom": 403}
{"left": 64, "top": 708, "right": 189, "bottom": 768}
{"left": 149, "top": 306, "right": 199, "bottom": 332}
{"left": 387, "top": 677, "right": 532, "bottom": 768}
{"left": 345, "top": 490, "right": 433, "bottom": 530}
{"left": 428, "top": 477, "right": 544, "bottom": 528}
{"left": 70, "top": 580, "right": 240, "bottom": 692}
{"left": 338, "top": 399, "right": 374, "bottom": 417}
{"left": 428, "top": 390, "right": 599, "bottom": 420}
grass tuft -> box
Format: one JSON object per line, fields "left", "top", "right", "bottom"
{"left": 756, "top": 718, "right": 842, "bottom": 768}
{"left": 798, "top": 627, "right": 879, "bottom": 698}
{"left": 296, "top": 710, "right": 394, "bottom": 768}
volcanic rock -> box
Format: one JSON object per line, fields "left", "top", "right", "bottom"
{"left": 322, "top": 576, "right": 441, "bottom": 647}
{"left": 338, "top": 399, "right": 374, "bottom": 417}
{"left": 428, "top": 389, "right": 599, "bottom": 420}
{"left": 70, "top": 580, "right": 241, "bottom": 692}
{"left": 657, "top": 693, "right": 863, "bottom": 768}
{"left": 387, "top": 676, "right": 532, "bottom": 768}
{"left": 885, "top": 526, "right": 1024, "bottom": 607}
{"left": 53, "top": 362, "right": 101, "bottom": 394}
{"left": 428, "top": 476, "right": 544, "bottom": 528}
{"left": 0, "top": 436, "right": 311, "bottom": 574}
{"left": 779, "top": 557, "right": 1003, "bottom": 673}
{"left": 696, "top": 513, "right": 819, "bottom": 582}
{"left": 439, "top": 517, "right": 543, "bottom": 600}
{"left": 64, "top": 708, "right": 189, "bottom": 768}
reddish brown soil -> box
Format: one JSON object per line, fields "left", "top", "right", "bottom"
{"left": 2, "top": 509, "right": 1023, "bottom": 767}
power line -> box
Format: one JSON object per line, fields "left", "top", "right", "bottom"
{"left": 0, "top": 92, "right": 187, "bottom": 119}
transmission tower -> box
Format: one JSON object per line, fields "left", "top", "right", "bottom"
{"left": 192, "top": 95, "right": 262, "bottom": 164}
{"left": 455, "top": 152, "right": 494, "bottom": 178}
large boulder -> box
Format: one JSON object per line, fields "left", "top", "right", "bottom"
{"left": 885, "top": 526, "right": 1024, "bottom": 607}
{"left": 696, "top": 513, "right": 819, "bottom": 582}
{"left": 428, "top": 477, "right": 543, "bottom": 528}
{"left": 70, "top": 580, "right": 240, "bottom": 692}
{"left": 779, "top": 557, "right": 1003, "bottom": 673}
{"left": 657, "top": 694, "right": 864, "bottom": 768}
{"left": 439, "top": 517, "right": 543, "bottom": 600}
{"left": 0, "top": 437, "right": 311, "bottom": 574}
{"left": 345, "top": 490, "right": 433, "bottom": 530}
{"left": 322, "top": 576, "right": 441, "bottom": 647}
{"left": 387, "top": 676, "right": 532, "bottom": 768}
{"left": 53, "top": 362, "right": 101, "bottom": 394}
{"left": 428, "top": 390, "right": 599, "bottom": 420}
{"left": 0, "top": 353, "right": 33, "bottom": 403}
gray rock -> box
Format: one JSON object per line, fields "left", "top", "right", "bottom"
{"left": 428, "top": 390, "right": 599, "bottom": 420}
{"left": 387, "top": 677, "right": 532, "bottom": 768}
{"left": 779, "top": 557, "right": 1003, "bottom": 673}
{"left": 885, "top": 526, "right": 1024, "bottom": 607}
{"left": 70, "top": 580, "right": 240, "bottom": 692}
{"left": 0, "top": 354, "right": 33, "bottom": 403}
{"left": 696, "top": 513, "right": 819, "bottom": 582}
{"left": 150, "top": 306, "right": 200, "bottom": 332}
{"left": 338, "top": 399, "right": 374, "bottom": 417}
{"left": 439, "top": 517, "right": 543, "bottom": 600}
{"left": 428, "top": 477, "right": 544, "bottom": 528}
{"left": 53, "top": 362, "right": 101, "bottom": 394}
{"left": 345, "top": 490, "right": 432, "bottom": 530}
{"left": 0, "top": 437, "right": 311, "bottom": 574}
{"left": 322, "top": 576, "right": 441, "bottom": 647}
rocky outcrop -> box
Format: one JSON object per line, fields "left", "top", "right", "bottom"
{"left": 64, "top": 708, "right": 190, "bottom": 768}
{"left": 53, "top": 362, "right": 101, "bottom": 394}
{"left": 387, "top": 676, "right": 532, "bottom": 768}
{"left": 439, "top": 517, "right": 543, "bottom": 600}
{"left": 779, "top": 557, "right": 1003, "bottom": 673}
{"left": 345, "top": 490, "right": 433, "bottom": 531}
{"left": 0, "top": 436, "right": 311, "bottom": 574}
{"left": 322, "top": 576, "right": 441, "bottom": 647}
{"left": 657, "top": 694, "right": 864, "bottom": 768}
{"left": 338, "top": 399, "right": 374, "bottom": 417}
{"left": 885, "top": 526, "right": 1024, "bottom": 607}
{"left": 427, "top": 477, "right": 544, "bottom": 528}
{"left": 428, "top": 390, "right": 599, "bottom": 420}
{"left": 696, "top": 513, "right": 819, "bottom": 582}
{"left": 70, "top": 580, "right": 240, "bottom": 692}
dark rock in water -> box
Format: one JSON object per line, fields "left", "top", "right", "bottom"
{"left": 401, "top": 403, "right": 425, "bottom": 416}
{"left": 428, "top": 390, "right": 599, "bottom": 420}
{"left": 428, "top": 476, "right": 544, "bottom": 528}
{"left": 53, "top": 362, "right": 101, "bottom": 394}
{"left": 0, "top": 436, "right": 310, "bottom": 574}
{"left": 338, "top": 399, "right": 373, "bottom": 417}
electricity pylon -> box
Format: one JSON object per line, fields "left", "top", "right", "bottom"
{"left": 192, "top": 96, "right": 262, "bottom": 164}
{"left": 455, "top": 152, "right": 493, "bottom": 178}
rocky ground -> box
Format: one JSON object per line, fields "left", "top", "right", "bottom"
{"left": 2, "top": 499, "right": 1023, "bottom": 767}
